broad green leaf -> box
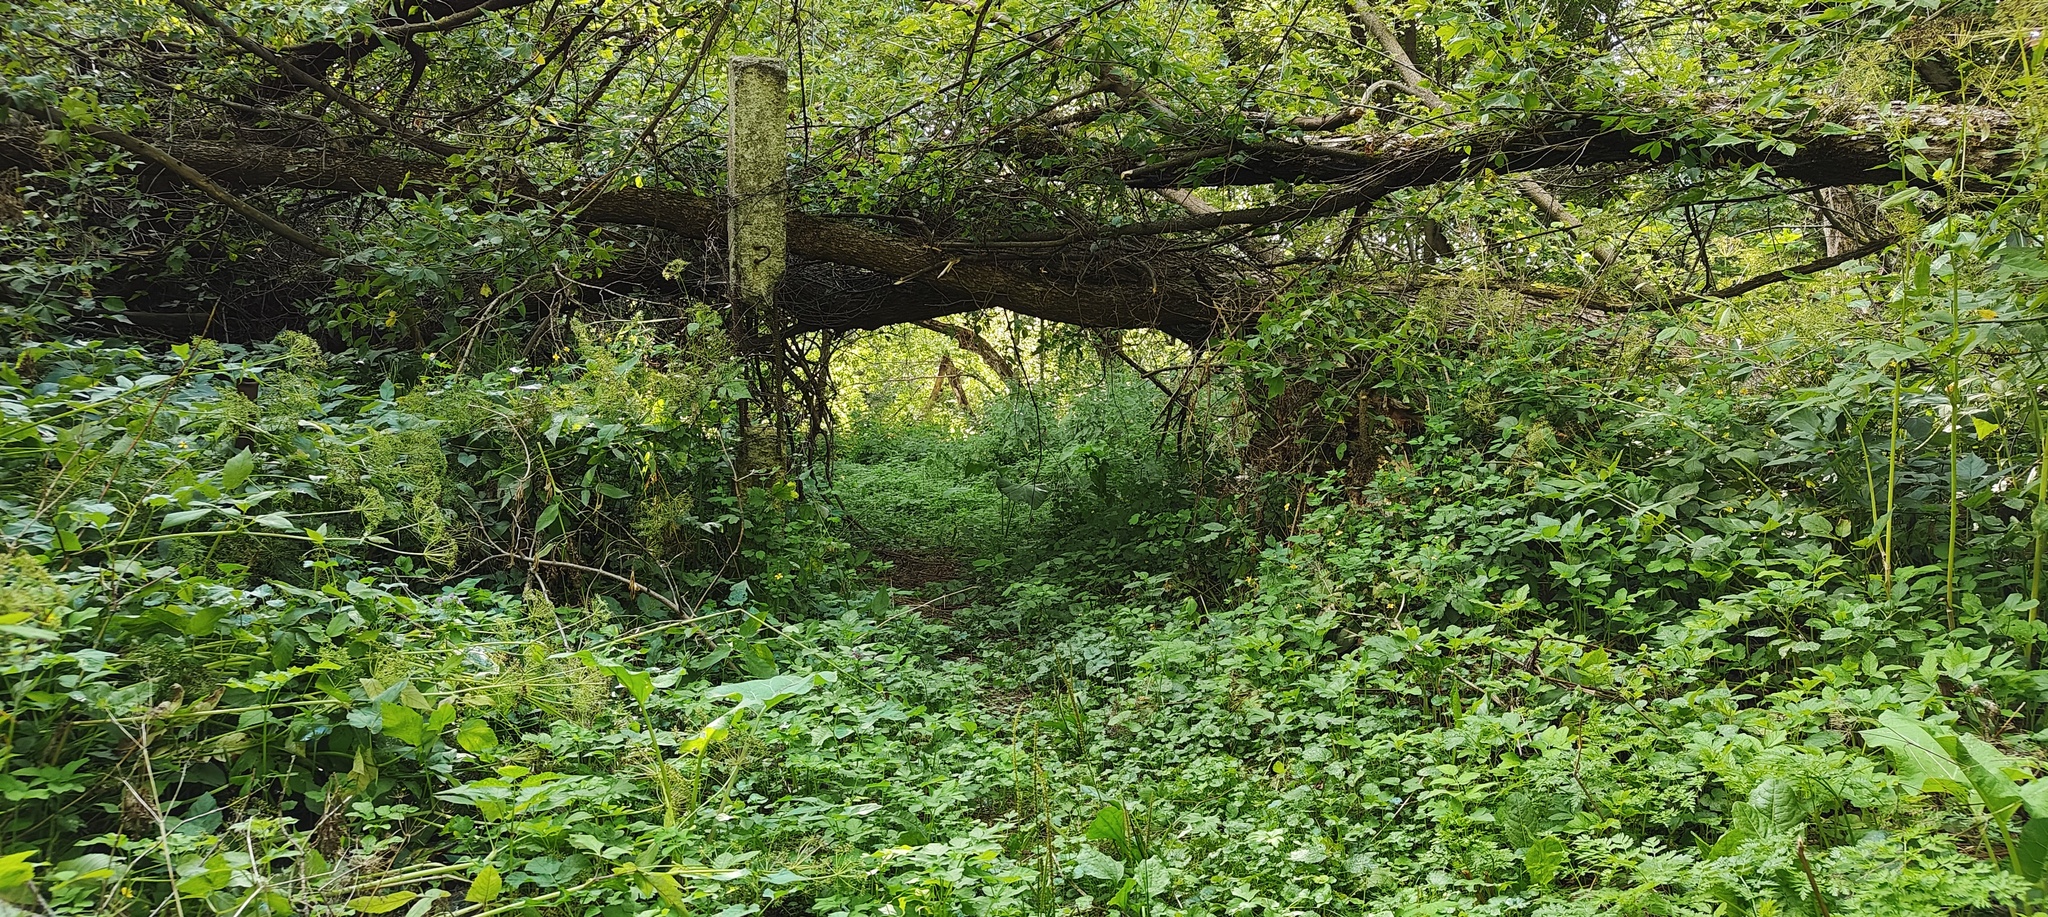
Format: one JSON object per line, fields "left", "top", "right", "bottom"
{"left": 681, "top": 714, "right": 733, "bottom": 754}
{"left": 1864, "top": 341, "right": 1922, "bottom": 368}
{"left": 345, "top": 890, "right": 418, "bottom": 914}
{"left": 615, "top": 666, "right": 653, "bottom": 704}
{"left": 398, "top": 682, "right": 433, "bottom": 711}
{"left": 1086, "top": 805, "right": 1131, "bottom": 847}
{"left": 1106, "top": 877, "right": 1136, "bottom": 908}
{"left": 176, "top": 864, "right": 229, "bottom": 897}
{"left": 1524, "top": 836, "right": 1566, "bottom": 886}
{"left": 705, "top": 672, "right": 831, "bottom": 713}
{"left": 304, "top": 847, "right": 334, "bottom": 883}
{"left": 465, "top": 864, "right": 502, "bottom": 903}
{"left": 1958, "top": 735, "right": 2025, "bottom": 819}
{"left": 221, "top": 449, "right": 255, "bottom": 490}
{"left": 400, "top": 888, "right": 445, "bottom": 917}
{"left": 1071, "top": 846, "right": 1124, "bottom": 883}
{"left": 994, "top": 474, "right": 1049, "bottom": 509}
{"left": 1748, "top": 778, "right": 1808, "bottom": 834}
{"left": 576, "top": 652, "right": 654, "bottom": 704}
{"left": 670, "top": 864, "right": 748, "bottom": 881}
{"left": 1706, "top": 817, "right": 1750, "bottom": 860}
{"left": 1862, "top": 711, "right": 1968, "bottom": 795}
{"left": 162, "top": 508, "right": 212, "bottom": 527}
{"left": 0, "top": 850, "right": 37, "bottom": 890}
{"left": 735, "top": 640, "right": 778, "bottom": 678}
{"left": 1134, "top": 857, "right": 1170, "bottom": 898}
{"left": 380, "top": 702, "right": 425, "bottom": 746}
{"left": 455, "top": 719, "right": 499, "bottom": 753}
{"left": 2021, "top": 779, "right": 2048, "bottom": 819}
{"left": 2018, "top": 816, "right": 2048, "bottom": 879}
{"left": 643, "top": 870, "right": 688, "bottom": 914}
{"left": 173, "top": 604, "right": 231, "bottom": 637}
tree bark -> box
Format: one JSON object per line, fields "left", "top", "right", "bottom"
{"left": 916, "top": 319, "right": 1023, "bottom": 384}
{"left": 1816, "top": 186, "right": 1888, "bottom": 258}
{"left": 1115, "top": 104, "right": 2020, "bottom": 191}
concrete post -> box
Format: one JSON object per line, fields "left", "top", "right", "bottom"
{"left": 727, "top": 56, "right": 787, "bottom": 334}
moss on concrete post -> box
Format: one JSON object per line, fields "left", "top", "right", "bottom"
{"left": 727, "top": 56, "right": 787, "bottom": 334}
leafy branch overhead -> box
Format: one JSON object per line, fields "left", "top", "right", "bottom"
{"left": 1, "top": 0, "right": 2037, "bottom": 337}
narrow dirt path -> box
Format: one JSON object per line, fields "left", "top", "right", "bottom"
{"left": 871, "top": 545, "right": 976, "bottom": 623}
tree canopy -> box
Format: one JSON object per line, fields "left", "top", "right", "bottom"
{"left": 4, "top": 0, "right": 2039, "bottom": 345}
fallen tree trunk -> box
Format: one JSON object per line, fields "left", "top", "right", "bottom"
{"left": 1112, "top": 105, "right": 2021, "bottom": 190}
{"left": 2, "top": 99, "right": 2024, "bottom": 335}
{"left": 0, "top": 130, "right": 1236, "bottom": 333}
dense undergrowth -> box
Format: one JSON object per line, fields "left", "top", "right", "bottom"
{"left": 6, "top": 257, "right": 2048, "bottom": 916}
{"left": 7, "top": 0, "right": 2048, "bottom": 910}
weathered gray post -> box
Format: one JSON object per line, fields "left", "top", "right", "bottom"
{"left": 726, "top": 56, "right": 789, "bottom": 473}
{"left": 727, "top": 56, "right": 787, "bottom": 339}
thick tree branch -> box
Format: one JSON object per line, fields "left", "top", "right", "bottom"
{"left": 21, "top": 109, "right": 337, "bottom": 259}
{"left": 1344, "top": 1, "right": 1443, "bottom": 107}
{"left": 1676, "top": 234, "right": 1901, "bottom": 306}
{"left": 0, "top": 132, "right": 1229, "bottom": 331}
{"left": 1343, "top": 0, "right": 1618, "bottom": 269}
{"left": 1093, "top": 331, "right": 1176, "bottom": 398}
{"left": 1569, "top": 233, "right": 1904, "bottom": 313}
{"left": 381, "top": 0, "right": 543, "bottom": 39}
{"left": 977, "top": 181, "right": 1382, "bottom": 244}
{"left": 972, "top": 105, "right": 2018, "bottom": 250}
{"left": 2, "top": 99, "right": 1994, "bottom": 335}
{"left": 493, "top": 550, "right": 685, "bottom": 615}
{"left": 1116, "top": 105, "right": 2021, "bottom": 191}
{"left": 915, "top": 319, "right": 1022, "bottom": 383}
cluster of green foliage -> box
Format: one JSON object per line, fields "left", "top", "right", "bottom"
{"left": 5, "top": 0, "right": 2048, "bottom": 914}
{"left": 798, "top": 256, "right": 2048, "bottom": 915}
{"left": 4, "top": 237, "right": 2048, "bottom": 917}
{"left": 5, "top": 201, "right": 2048, "bottom": 913}
{"left": 0, "top": 326, "right": 876, "bottom": 915}
{"left": 3, "top": 0, "right": 2033, "bottom": 349}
